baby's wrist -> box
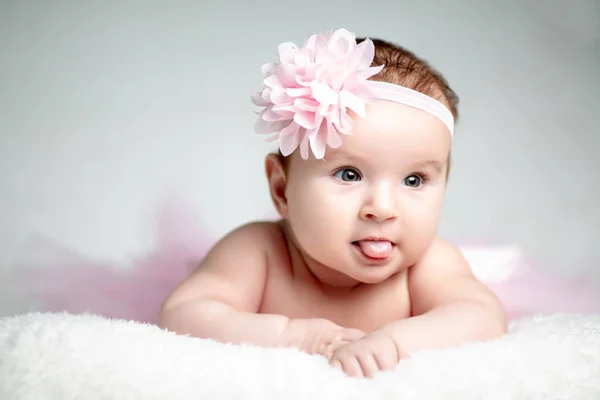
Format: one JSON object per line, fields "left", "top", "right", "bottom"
{"left": 279, "top": 318, "right": 305, "bottom": 348}
{"left": 374, "top": 326, "right": 409, "bottom": 359}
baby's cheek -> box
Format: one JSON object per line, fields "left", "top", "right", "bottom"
{"left": 295, "top": 207, "right": 336, "bottom": 238}
{"left": 288, "top": 203, "right": 343, "bottom": 253}
{"left": 403, "top": 223, "right": 438, "bottom": 260}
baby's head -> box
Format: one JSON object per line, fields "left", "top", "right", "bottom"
{"left": 253, "top": 29, "right": 459, "bottom": 287}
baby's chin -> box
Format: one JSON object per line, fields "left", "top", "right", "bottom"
{"left": 338, "top": 265, "right": 401, "bottom": 285}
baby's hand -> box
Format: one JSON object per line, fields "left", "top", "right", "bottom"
{"left": 329, "top": 331, "right": 404, "bottom": 378}
{"left": 282, "top": 318, "right": 365, "bottom": 357}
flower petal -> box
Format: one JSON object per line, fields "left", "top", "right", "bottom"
{"left": 327, "top": 69, "right": 348, "bottom": 92}
{"left": 328, "top": 28, "right": 354, "bottom": 56}
{"left": 295, "top": 72, "right": 316, "bottom": 87}
{"left": 339, "top": 110, "right": 354, "bottom": 133}
{"left": 279, "top": 122, "right": 301, "bottom": 156}
{"left": 269, "top": 86, "right": 292, "bottom": 104}
{"left": 350, "top": 38, "right": 374, "bottom": 69}
{"left": 357, "top": 65, "right": 384, "bottom": 81}
{"left": 255, "top": 117, "right": 289, "bottom": 135}
{"left": 278, "top": 42, "right": 297, "bottom": 64}
{"left": 251, "top": 91, "right": 270, "bottom": 106}
{"left": 277, "top": 64, "right": 300, "bottom": 87}
{"left": 304, "top": 33, "right": 318, "bottom": 50}
{"left": 306, "top": 126, "right": 318, "bottom": 140}
{"left": 325, "top": 122, "right": 342, "bottom": 148}
{"left": 262, "top": 88, "right": 272, "bottom": 102}
{"left": 264, "top": 74, "right": 283, "bottom": 89}
{"left": 327, "top": 105, "right": 341, "bottom": 128}
{"left": 270, "top": 105, "right": 294, "bottom": 119}
{"left": 300, "top": 130, "right": 310, "bottom": 160}
{"left": 261, "top": 62, "right": 278, "bottom": 76}
{"left": 262, "top": 109, "right": 283, "bottom": 121}
{"left": 293, "top": 48, "right": 311, "bottom": 67}
{"left": 313, "top": 34, "right": 329, "bottom": 60}
{"left": 311, "top": 81, "right": 338, "bottom": 107}
{"left": 339, "top": 91, "right": 366, "bottom": 117}
{"left": 294, "top": 110, "right": 317, "bottom": 129}
{"left": 294, "top": 98, "right": 319, "bottom": 113}
{"left": 287, "top": 87, "right": 312, "bottom": 97}
{"left": 264, "top": 134, "right": 279, "bottom": 142}
{"left": 309, "top": 130, "right": 327, "bottom": 160}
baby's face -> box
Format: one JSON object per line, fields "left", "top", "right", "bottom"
{"left": 283, "top": 100, "right": 452, "bottom": 285}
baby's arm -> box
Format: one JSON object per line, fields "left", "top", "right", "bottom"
{"left": 159, "top": 223, "right": 288, "bottom": 346}
{"left": 159, "top": 222, "right": 363, "bottom": 352}
{"left": 381, "top": 238, "right": 508, "bottom": 354}
{"left": 328, "top": 238, "right": 508, "bottom": 378}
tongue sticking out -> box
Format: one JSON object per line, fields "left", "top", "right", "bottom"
{"left": 356, "top": 240, "right": 393, "bottom": 259}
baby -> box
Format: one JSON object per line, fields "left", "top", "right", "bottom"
{"left": 159, "top": 28, "right": 507, "bottom": 378}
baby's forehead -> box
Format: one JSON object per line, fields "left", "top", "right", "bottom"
{"left": 321, "top": 144, "right": 446, "bottom": 167}
{"left": 330, "top": 132, "right": 447, "bottom": 158}
{"left": 338, "top": 107, "right": 451, "bottom": 157}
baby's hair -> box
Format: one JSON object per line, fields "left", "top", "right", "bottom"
{"left": 278, "top": 37, "right": 459, "bottom": 177}
{"left": 358, "top": 37, "right": 459, "bottom": 121}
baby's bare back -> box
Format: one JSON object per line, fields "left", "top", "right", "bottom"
{"left": 259, "top": 222, "right": 412, "bottom": 333}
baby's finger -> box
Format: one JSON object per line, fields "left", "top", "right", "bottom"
{"left": 357, "top": 353, "right": 380, "bottom": 378}
{"left": 373, "top": 350, "right": 398, "bottom": 371}
{"left": 321, "top": 338, "right": 353, "bottom": 358}
{"left": 318, "top": 344, "right": 334, "bottom": 358}
{"left": 342, "top": 328, "right": 365, "bottom": 341}
{"left": 324, "top": 340, "right": 351, "bottom": 357}
{"left": 339, "top": 356, "right": 364, "bottom": 378}
{"left": 330, "top": 359, "right": 343, "bottom": 371}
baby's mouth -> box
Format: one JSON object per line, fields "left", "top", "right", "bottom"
{"left": 352, "top": 239, "right": 395, "bottom": 260}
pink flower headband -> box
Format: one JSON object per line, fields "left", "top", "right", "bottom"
{"left": 251, "top": 28, "right": 455, "bottom": 160}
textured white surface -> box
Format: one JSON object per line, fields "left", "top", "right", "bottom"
{"left": 1, "top": 312, "right": 599, "bottom": 399}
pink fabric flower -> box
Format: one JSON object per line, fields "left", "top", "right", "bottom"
{"left": 252, "top": 29, "right": 384, "bottom": 160}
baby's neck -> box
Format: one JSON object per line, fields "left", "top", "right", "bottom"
{"left": 278, "top": 220, "right": 364, "bottom": 294}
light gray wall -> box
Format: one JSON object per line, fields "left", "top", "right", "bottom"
{"left": 1, "top": 0, "right": 599, "bottom": 279}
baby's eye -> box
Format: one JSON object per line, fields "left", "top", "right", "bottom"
{"left": 403, "top": 174, "right": 423, "bottom": 188}
{"left": 334, "top": 168, "right": 361, "bottom": 182}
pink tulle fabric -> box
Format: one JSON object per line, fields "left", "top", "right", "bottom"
{"left": 3, "top": 198, "right": 599, "bottom": 324}
{"left": 252, "top": 28, "right": 384, "bottom": 160}
{"left": 5, "top": 197, "right": 214, "bottom": 324}
{"left": 486, "top": 268, "right": 600, "bottom": 320}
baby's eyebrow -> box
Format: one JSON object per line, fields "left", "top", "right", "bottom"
{"left": 323, "top": 153, "right": 446, "bottom": 173}
{"left": 322, "top": 151, "right": 361, "bottom": 163}
{"left": 413, "top": 160, "right": 444, "bottom": 173}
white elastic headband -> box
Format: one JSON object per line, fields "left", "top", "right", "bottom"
{"left": 366, "top": 80, "right": 454, "bottom": 136}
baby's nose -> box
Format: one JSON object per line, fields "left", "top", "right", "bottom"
{"left": 359, "top": 189, "right": 397, "bottom": 222}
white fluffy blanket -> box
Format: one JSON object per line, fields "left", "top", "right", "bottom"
{"left": 1, "top": 312, "right": 599, "bottom": 399}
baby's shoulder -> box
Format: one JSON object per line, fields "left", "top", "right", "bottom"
{"left": 408, "top": 236, "right": 473, "bottom": 285}
{"left": 420, "top": 236, "right": 464, "bottom": 263}
{"left": 193, "top": 220, "right": 286, "bottom": 278}
{"left": 220, "top": 220, "right": 286, "bottom": 251}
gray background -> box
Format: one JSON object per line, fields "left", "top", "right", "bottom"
{"left": 1, "top": 0, "right": 598, "bottom": 288}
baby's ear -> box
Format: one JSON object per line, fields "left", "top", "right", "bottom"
{"left": 265, "top": 153, "right": 288, "bottom": 218}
